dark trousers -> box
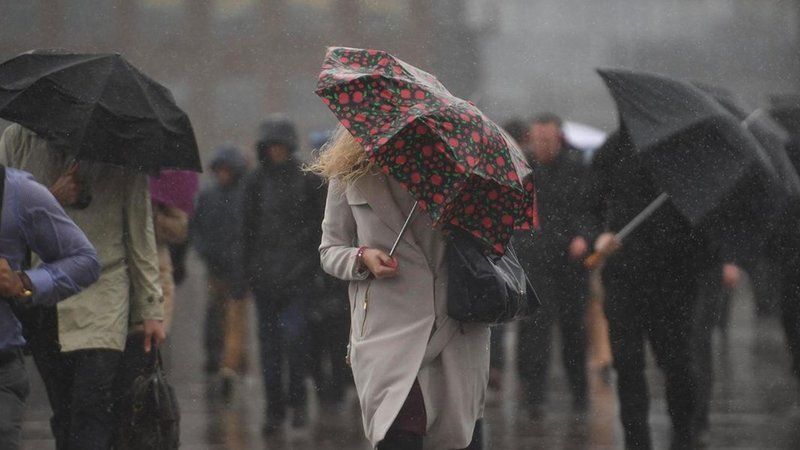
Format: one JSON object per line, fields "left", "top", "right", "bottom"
{"left": 33, "top": 345, "right": 122, "bottom": 450}
{"left": 308, "top": 312, "right": 350, "bottom": 405}
{"left": 604, "top": 268, "right": 698, "bottom": 450}
{"left": 781, "top": 270, "right": 800, "bottom": 381}
{"left": 112, "top": 333, "right": 151, "bottom": 449}
{"left": 203, "top": 276, "right": 226, "bottom": 374}
{"left": 0, "top": 350, "right": 29, "bottom": 450}
{"left": 517, "top": 263, "right": 588, "bottom": 407}
{"left": 692, "top": 266, "right": 726, "bottom": 432}
{"left": 253, "top": 291, "right": 308, "bottom": 421}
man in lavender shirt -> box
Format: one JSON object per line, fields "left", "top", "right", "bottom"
{"left": 0, "top": 166, "right": 99, "bottom": 450}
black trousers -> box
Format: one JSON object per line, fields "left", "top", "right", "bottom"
{"left": 604, "top": 267, "right": 698, "bottom": 450}
{"left": 253, "top": 289, "right": 308, "bottom": 421}
{"left": 692, "top": 265, "right": 726, "bottom": 432}
{"left": 0, "top": 350, "right": 29, "bottom": 450}
{"left": 308, "top": 312, "right": 350, "bottom": 406}
{"left": 32, "top": 344, "right": 122, "bottom": 450}
{"left": 517, "top": 263, "right": 588, "bottom": 407}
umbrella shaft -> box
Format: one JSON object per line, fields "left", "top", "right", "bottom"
{"left": 616, "top": 192, "right": 670, "bottom": 241}
{"left": 389, "top": 202, "right": 418, "bottom": 257}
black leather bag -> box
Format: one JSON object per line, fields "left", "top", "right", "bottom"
{"left": 115, "top": 344, "right": 180, "bottom": 450}
{"left": 446, "top": 230, "right": 540, "bottom": 324}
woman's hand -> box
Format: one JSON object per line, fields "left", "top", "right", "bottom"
{"left": 362, "top": 248, "right": 399, "bottom": 279}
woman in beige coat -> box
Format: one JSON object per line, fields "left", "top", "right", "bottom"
{"left": 311, "top": 128, "right": 490, "bottom": 450}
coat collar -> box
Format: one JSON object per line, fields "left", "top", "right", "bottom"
{"left": 353, "top": 171, "right": 421, "bottom": 254}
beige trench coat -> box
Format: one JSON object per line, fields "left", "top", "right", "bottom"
{"left": 320, "top": 172, "right": 490, "bottom": 449}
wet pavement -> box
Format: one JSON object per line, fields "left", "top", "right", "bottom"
{"left": 21, "top": 256, "right": 800, "bottom": 449}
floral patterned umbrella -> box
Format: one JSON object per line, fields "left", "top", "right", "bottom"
{"left": 315, "top": 47, "right": 537, "bottom": 254}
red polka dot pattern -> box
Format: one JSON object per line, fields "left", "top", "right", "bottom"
{"left": 315, "top": 47, "right": 538, "bottom": 255}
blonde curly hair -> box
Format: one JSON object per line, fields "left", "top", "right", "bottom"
{"left": 305, "top": 125, "right": 375, "bottom": 184}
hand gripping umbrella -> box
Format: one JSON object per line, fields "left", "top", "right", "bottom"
{"left": 586, "top": 68, "right": 785, "bottom": 268}
{"left": 0, "top": 50, "right": 201, "bottom": 172}
{"left": 316, "top": 47, "right": 537, "bottom": 255}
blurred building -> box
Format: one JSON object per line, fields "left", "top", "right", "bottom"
{"left": 0, "top": 0, "right": 482, "bottom": 161}
{"left": 471, "top": 0, "right": 800, "bottom": 130}
{"left": 0, "top": 0, "right": 798, "bottom": 160}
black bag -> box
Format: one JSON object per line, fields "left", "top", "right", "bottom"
{"left": 115, "top": 344, "right": 180, "bottom": 450}
{"left": 446, "top": 229, "right": 540, "bottom": 324}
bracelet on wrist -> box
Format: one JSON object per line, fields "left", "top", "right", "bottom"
{"left": 355, "top": 246, "right": 369, "bottom": 276}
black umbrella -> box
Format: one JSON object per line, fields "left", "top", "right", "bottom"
{"left": 586, "top": 69, "right": 781, "bottom": 268}
{"left": 0, "top": 50, "right": 201, "bottom": 172}
{"left": 597, "top": 68, "right": 777, "bottom": 224}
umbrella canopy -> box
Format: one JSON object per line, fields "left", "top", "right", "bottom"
{"left": 769, "top": 94, "right": 800, "bottom": 135}
{"left": 598, "top": 68, "right": 777, "bottom": 225}
{"left": 316, "top": 47, "right": 536, "bottom": 254}
{"left": 0, "top": 50, "right": 201, "bottom": 172}
{"left": 697, "top": 85, "right": 800, "bottom": 198}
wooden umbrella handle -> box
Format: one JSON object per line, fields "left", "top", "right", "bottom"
{"left": 584, "top": 251, "right": 605, "bottom": 270}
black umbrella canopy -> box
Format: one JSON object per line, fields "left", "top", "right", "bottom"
{"left": 697, "top": 84, "right": 800, "bottom": 198}
{"left": 0, "top": 50, "right": 201, "bottom": 172}
{"left": 598, "top": 68, "right": 776, "bottom": 224}
{"left": 769, "top": 94, "right": 800, "bottom": 134}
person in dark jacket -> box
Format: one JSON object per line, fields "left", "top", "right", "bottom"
{"left": 513, "top": 113, "right": 592, "bottom": 413}
{"left": 589, "top": 129, "right": 742, "bottom": 450}
{"left": 190, "top": 144, "right": 248, "bottom": 397}
{"left": 242, "top": 115, "right": 326, "bottom": 434}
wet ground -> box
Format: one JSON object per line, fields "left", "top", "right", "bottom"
{"left": 21, "top": 256, "right": 800, "bottom": 449}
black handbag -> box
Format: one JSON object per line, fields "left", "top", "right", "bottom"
{"left": 115, "top": 343, "right": 180, "bottom": 450}
{"left": 446, "top": 229, "right": 540, "bottom": 324}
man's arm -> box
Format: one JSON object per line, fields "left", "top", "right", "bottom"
{"left": 17, "top": 173, "right": 99, "bottom": 305}
{"left": 123, "top": 172, "right": 165, "bottom": 350}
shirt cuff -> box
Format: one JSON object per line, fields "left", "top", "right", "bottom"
{"left": 24, "top": 268, "right": 55, "bottom": 305}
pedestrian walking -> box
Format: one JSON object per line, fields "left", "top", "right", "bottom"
{"left": 0, "top": 164, "right": 99, "bottom": 450}
{"left": 190, "top": 145, "right": 250, "bottom": 397}
{"left": 514, "top": 113, "right": 592, "bottom": 414}
{"left": 242, "top": 116, "right": 325, "bottom": 433}
{"left": 0, "top": 124, "right": 166, "bottom": 450}
{"left": 311, "top": 47, "right": 537, "bottom": 450}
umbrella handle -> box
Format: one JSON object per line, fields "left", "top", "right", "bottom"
{"left": 584, "top": 251, "right": 605, "bottom": 270}
{"left": 389, "top": 202, "right": 418, "bottom": 257}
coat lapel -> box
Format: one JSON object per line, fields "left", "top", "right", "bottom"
{"left": 353, "top": 171, "right": 421, "bottom": 253}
